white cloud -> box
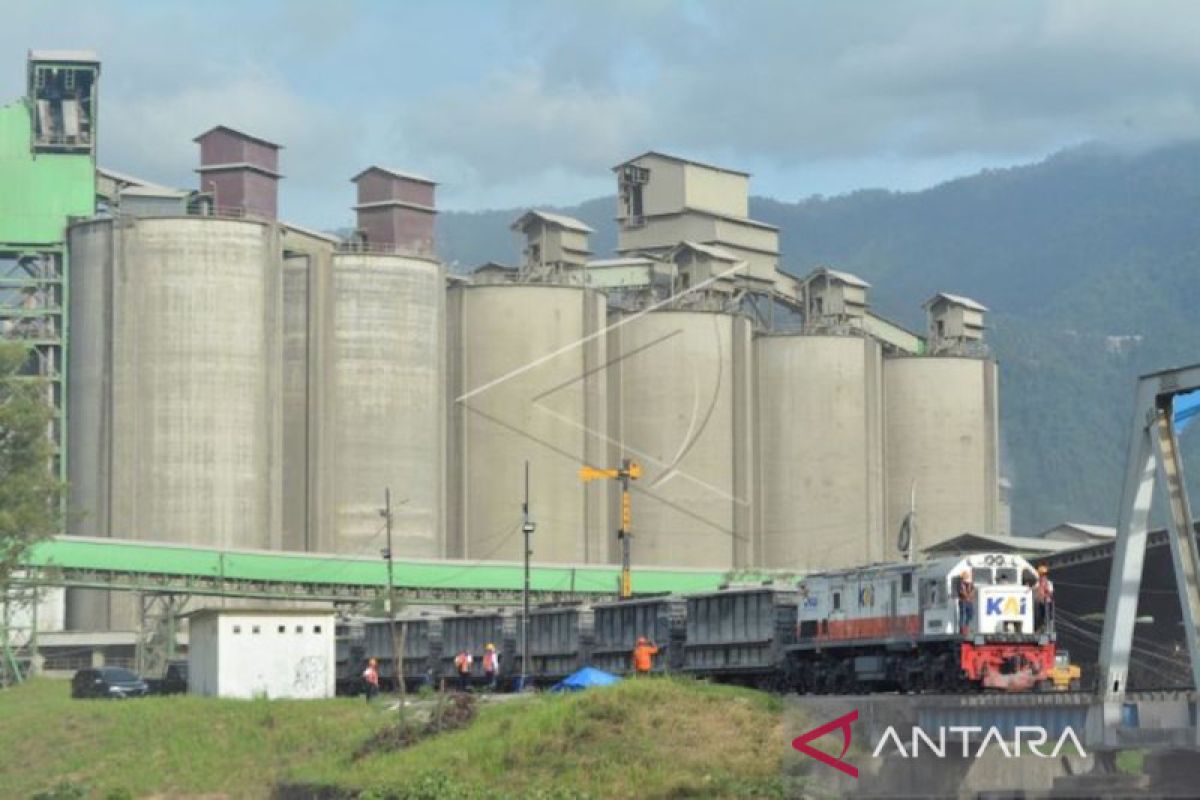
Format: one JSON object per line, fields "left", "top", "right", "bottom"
{"left": 401, "top": 1, "right": 1200, "bottom": 201}
{"left": 9, "top": 0, "right": 1200, "bottom": 215}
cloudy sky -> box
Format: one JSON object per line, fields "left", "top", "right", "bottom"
{"left": 6, "top": 1, "right": 1200, "bottom": 228}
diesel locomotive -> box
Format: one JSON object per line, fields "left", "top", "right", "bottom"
{"left": 336, "top": 552, "right": 1057, "bottom": 694}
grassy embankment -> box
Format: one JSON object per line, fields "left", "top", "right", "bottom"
{"left": 1, "top": 677, "right": 785, "bottom": 799}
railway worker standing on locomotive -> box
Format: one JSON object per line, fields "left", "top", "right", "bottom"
{"left": 958, "top": 569, "right": 976, "bottom": 636}
{"left": 362, "top": 658, "right": 380, "bottom": 703}
{"left": 1034, "top": 565, "right": 1055, "bottom": 633}
{"left": 482, "top": 643, "right": 500, "bottom": 691}
{"left": 633, "top": 636, "right": 659, "bottom": 676}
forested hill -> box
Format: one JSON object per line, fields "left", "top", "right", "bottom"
{"left": 436, "top": 142, "right": 1200, "bottom": 534}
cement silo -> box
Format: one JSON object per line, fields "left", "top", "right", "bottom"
{"left": 66, "top": 215, "right": 283, "bottom": 629}
{"left": 447, "top": 284, "right": 609, "bottom": 563}
{"left": 607, "top": 310, "right": 753, "bottom": 570}
{"left": 322, "top": 252, "right": 444, "bottom": 558}
{"left": 883, "top": 356, "right": 999, "bottom": 553}
{"left": 755, "top": 334, "right": 884, "bottom": 571}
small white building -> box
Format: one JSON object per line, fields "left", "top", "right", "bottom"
{"left": 187, "top": 609, "right": 336, "bottom": 700}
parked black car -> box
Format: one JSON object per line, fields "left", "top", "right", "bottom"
{"left": 145, "top": 661, "right": 188, "bottom": 695}
{"left": 71, "top": 667, "right": 150, "bottom": 699}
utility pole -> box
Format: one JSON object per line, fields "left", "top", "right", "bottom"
{"left": 380, "top": 490, "right": 408, "bottom": 717}
{"left": 579, "top": 458, "right": 642, "bottom": 599}
{"left": 521, "top": 461, "right": 535, "bottom": 691}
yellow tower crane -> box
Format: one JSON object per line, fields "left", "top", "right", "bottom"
{"left": 579, "top": 459, "right": 642, "bottom": 599}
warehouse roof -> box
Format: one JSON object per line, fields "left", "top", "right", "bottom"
{"left": 923, "top": 532, "right": 1078, "bottom": 556}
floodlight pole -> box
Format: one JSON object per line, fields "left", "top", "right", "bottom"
{"left": 521, "top": 461, "right": 534, "bottom": 691}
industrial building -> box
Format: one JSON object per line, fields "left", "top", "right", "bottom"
{"left": 0, "top": 52, "right": 1012, "bottom": 637}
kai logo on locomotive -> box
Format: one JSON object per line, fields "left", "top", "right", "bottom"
{"left": 984, "top": 595, "right": 1027, "bottom": 616}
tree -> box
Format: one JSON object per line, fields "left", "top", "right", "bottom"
{"left": 0, "top": 341, "right": 62, "bottom": 587}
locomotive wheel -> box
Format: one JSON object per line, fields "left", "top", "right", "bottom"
{"left": 902, "top": 668, "right": 925, "bottom": 695}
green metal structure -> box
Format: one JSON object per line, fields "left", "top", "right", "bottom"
{"left": 0, "top": 51, "right": 99, "bottom": 686}
{"left": 14, "top": 535, "right": 734, "bottom": 604}
{"left": 0, "top": 51, "right": 100, "bottom": 484}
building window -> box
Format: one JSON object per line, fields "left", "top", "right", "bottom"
{"left": 278, "top": 625, "right": 286, "bottom": 634}
{"left": 313, "top": 625, "right": 322, "bottom": 634}
{"left": 832, "top": 592, "right": 842, "bottom": 611}
{"left": 295, "top": 625, "right": 304, "bottom": 634}
{"left": 619, "top": 164, "right": 649, "bottom": 224}
{"left": 901, "top": 572, "right": 913, "bottom": 594}
{"left": 233, "top": 625, "right": 242, "bottom": 634}
{"left": 252, "top": 625, "right": 261, "bottom": 634}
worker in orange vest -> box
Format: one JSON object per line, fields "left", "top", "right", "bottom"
{"left": 1034, "top": 565, "right": 1055, "bottom": 633}
{"left": 958, "top": 570, "right": 976, "bottom": 636}
{"left": 362, "top": 657, "right": 380, "bottom": 703}
{"left": 633, "top": 636, "right": 659, "bottom": 676}
{"left": 482, "top": 643, "right": 500, "bottom": 691}
{"left": 453, "top": 650, "right": 473, "bottom": 692}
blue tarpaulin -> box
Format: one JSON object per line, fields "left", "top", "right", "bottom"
{"left": 550, "top": 667, "right": 621, "bottom": 693}
{"left": 1176, "top": 389, "right": 1200, "bottom": 434}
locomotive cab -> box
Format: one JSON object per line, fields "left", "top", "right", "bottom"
{"left": 948, "top": 556, "right": 1039, "bottom": 637}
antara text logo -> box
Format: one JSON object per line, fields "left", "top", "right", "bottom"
{"left": 792, "top": 710, "right": 1087, "bottom": 777}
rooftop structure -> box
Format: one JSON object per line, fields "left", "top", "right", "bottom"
{"left": 27, "top": 50, "right": 99, "bottom": 154}
{"left": 511, "top": 209, "right": 593, "bottom": 280}
{"left": 612, "top": 151, "right": 779, "bottom": 286}
{"left": 194, "top": 125, "right": 282, "bottom": 220}
{"left": 801, "top": 267, "right": 871, "bottom": 331}
{"left": 351, "top": 165, "right": 437, "bottom": 256}
{"left": 925, "top": 291, "right": 988, "bottom": 354}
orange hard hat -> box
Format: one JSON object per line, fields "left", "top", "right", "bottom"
{"left": 637, "top": 636, "right": 647, "bottom": 645}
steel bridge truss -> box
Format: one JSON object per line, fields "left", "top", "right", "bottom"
{"left": 1092, "top": 363, "right": 1200, "bottom": 749}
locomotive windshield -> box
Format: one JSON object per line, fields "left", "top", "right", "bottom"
{"left": 996, "top": 567, "right": 1018, "bottom": 584}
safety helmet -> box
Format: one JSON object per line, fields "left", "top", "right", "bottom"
{"left": 368, "top": 658, "right": 377, "bottom": 666}
{"left": 485, "top": 643, "right": 495, "bottom": 651}
{"left": 1037, "top": 565, "right": 1048, "bottom": 575}
{"left": 961, "top": 569, "right": 972, "bottom": 579}
{"left": 637, "top": 636, "right": 647, "bottom": 645}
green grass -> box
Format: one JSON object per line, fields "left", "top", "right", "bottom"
{"left": 0, "top": 679, "right": 379, "bottom": 799}
{"left": 0, "top": 678, "right": 785, "bottom": 799}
